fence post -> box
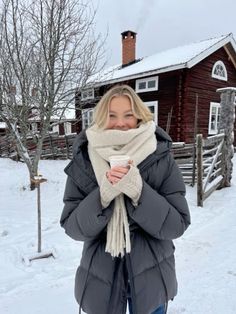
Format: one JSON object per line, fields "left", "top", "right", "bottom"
{"left": 216, "top": 87, "right": 236, "bottom": 187}
{"left": 191, "top": 93, "right": 199, "bottom": 186}
{"left": 197, "top": 134, "right": 203, "bottom": 207}
{"left": 49, "top": 134, "right": 55, "bottom": 159}
{"left": 65, "top": 134, "right": 69, "bottom": 159}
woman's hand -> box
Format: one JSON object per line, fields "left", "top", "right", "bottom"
{"left": 106, "top": 160, "right": 133, "bottom": 185}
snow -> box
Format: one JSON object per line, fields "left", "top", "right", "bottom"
{"left": 0, "top": 122, "right": 7, "bottom": 129}
{"left": 89, "top": 34, "right": 235, "bottom": 85}
{"left": 28, "top": 107, "right": 75, "bottom": 122}
{"left": 0, "top": 155, "right": 236, "bottom": 314}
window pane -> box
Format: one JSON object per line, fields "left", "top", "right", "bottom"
{"left": 81, "top": 89, "right": 94, "bottom": 100}
{"left": 148, "top": 105, "right": 155, "bottom": 113}
{"left": 217, "top": 107, "right": 221, "bottom": 126}
{"left": 89, "top": 110, "right": 93, "bottom": 122}
{"left": 211, "top": 115, "right": 216, "bottom": 131}
{"left": 138, "top": 82, "right": 146, "bottom": 90}
{"left": 211, "top": 107, "right": 216, "bottom": 114}
{"left": 82, "top": 109, "right": 93, "bottom": 129}
{"left": 213, "top": 63, "right": 226, "bottom": 78}
{"left": 148, "top": 80, "right": 156, "bottom": 88}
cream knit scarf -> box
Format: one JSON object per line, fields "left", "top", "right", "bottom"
{"left": 86, "top": 121, "right": 157, "bottom": 257}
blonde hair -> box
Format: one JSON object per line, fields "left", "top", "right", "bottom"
{"left": 92, "top": 84, "right": 153, "bottom": 129}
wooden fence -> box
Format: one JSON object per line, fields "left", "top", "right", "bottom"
{"left": 0, "top": 134, "right": 197, "bottom": 179}
{"left": 196, "top": 133, "right": 225, "bottom": 206}
{"left": 171, "top": 133, "right": 226, "bottom": 206}
{"left": 0, "top": 133, "right": 75, "bottom": 160}
{"left": 171, "top": 142, "right": 196, "bottom": 185}
{"left": 0, "top": 132, "right": 227, "bottom": 206}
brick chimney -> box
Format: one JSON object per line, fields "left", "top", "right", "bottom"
{"left": 121, "top": 30, "right": 137, "bottom": 67}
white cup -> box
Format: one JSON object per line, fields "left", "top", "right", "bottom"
{"left": 109, "top": 155, "right": 130, "bottom": 168}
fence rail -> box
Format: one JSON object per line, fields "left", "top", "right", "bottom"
{"left": 0, "top": 132, "right": 227, "bottom": 206}
{"left": 1, "top": 134, "right": 196, "bottom": 181}
{"left": 196, "top": 133, "right": 225, "bottom": 206}
{"left": 171, "top": 142, "right": 196, "bottom": 184}
{"left": 0, "top": 133, "right": 75, "bottom": 160}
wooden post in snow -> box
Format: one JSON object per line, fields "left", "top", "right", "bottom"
{"left": 216, "top": 87, "right": 236, "bottom": 187}
{"left": 191, "top": 93, "right": 198, "bottom": 186}
{"left": 22, "top": 175, "right": 56, "bottom": 265}
{"left": 31, "top": 175, "right": 47, "bottom": 253}
{"left": 197, "top": 134, "right": 203, "bottom": 207}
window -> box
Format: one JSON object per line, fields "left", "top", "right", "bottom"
{"left": 208, "top": 102, "right": 221, "bottom": 134}
{"left": 64, "top": 122, "right": 72, "bottom": 134}
{"left": 144, "top": 101, "right": 158, "bottom": 125}
{"left": 82, "top": 108, "right": 94, "bottom": 129}
{"left": 135, "top": 76, "right": 159, "bottom": 93}
{"left": 212, "top": 61, "right": 227, "bottom": 81}
{"left": 81, "top": 88, "right": 94, "bottom": 100}
{"left": 52, "top": 124, "right": 59, "bottom": 133}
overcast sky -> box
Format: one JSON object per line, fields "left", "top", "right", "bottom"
{"left": 92, "top": 0, "right": 236, "bottom": 66}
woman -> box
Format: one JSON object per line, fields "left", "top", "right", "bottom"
{"left": 60, "top": 85, "right": 190, "bottom": 314}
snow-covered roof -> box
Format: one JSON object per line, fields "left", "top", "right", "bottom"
{"left": 89, "top": 33, "right": 236, "bottom": 86}
{"left": 28, "top": 106, "right": 75, "bottom": 122}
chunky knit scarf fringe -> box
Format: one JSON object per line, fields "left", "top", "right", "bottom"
{"left": 86, "top": 121, "right": 157, "bottom": 257}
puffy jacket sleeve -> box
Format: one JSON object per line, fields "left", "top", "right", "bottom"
{"left": 126, "top": 154, "right": 191, "bottom": 240}
{"left": 60, "top": 175, "right": 114, "bottom": 242}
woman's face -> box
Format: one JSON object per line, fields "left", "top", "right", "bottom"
{"left": 105, "top": 95, "right": 138, "bottom": 130}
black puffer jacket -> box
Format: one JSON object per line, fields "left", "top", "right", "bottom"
{"left": 60, "top": 126, "right": 191, "bottom": 314}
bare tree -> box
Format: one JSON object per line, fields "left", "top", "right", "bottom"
{"left": 0, "top": 0, "right": 105, "bottom": 188}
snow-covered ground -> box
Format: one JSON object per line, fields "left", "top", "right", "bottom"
{"left": 0, "top": 156, "right": 235, "bottom": 314}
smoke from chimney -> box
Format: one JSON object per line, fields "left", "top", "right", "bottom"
{"left": 135, "top": 0, "right": 157, "bottom": 32}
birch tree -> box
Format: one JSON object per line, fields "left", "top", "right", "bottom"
{"left": 0, "top": 0, "right": 105, "bottom": 188}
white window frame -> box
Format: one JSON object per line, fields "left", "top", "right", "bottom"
{"left": 81, "top": 88, "right": 95, "bottom": 101}
{"left": 135, "top": 76, "right": 159, "bottom": 93}
{"left": 208, "top": 102, "right": 221, "bottom": 135}
{"left": 64, "top": 122, "right": 72, "bottom": 134}
{"left": 82, "top": 108, "right": 94, "bottom": 129}
{"left": 144, "top": 101, "right": 158, "bottom": 125}
{"left": 212, "top": 61, "right": 228, "bottom": 81}
{"left": 52, "top": 124, "right": 59, "bottom": 133}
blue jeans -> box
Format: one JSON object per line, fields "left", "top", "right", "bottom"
{"left": 128, "top": 298, "right": 165, "bottom": 314}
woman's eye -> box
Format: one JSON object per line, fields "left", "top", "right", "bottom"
{"left": 109, "top": 114, "right": 116, "bottom": 118}
{"left": 125, "top": 114, "right": 133, "bottom": 117}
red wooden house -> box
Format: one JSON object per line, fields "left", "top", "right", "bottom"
{"left": 76, "top": 31, "right": 236, "bottom": 144}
